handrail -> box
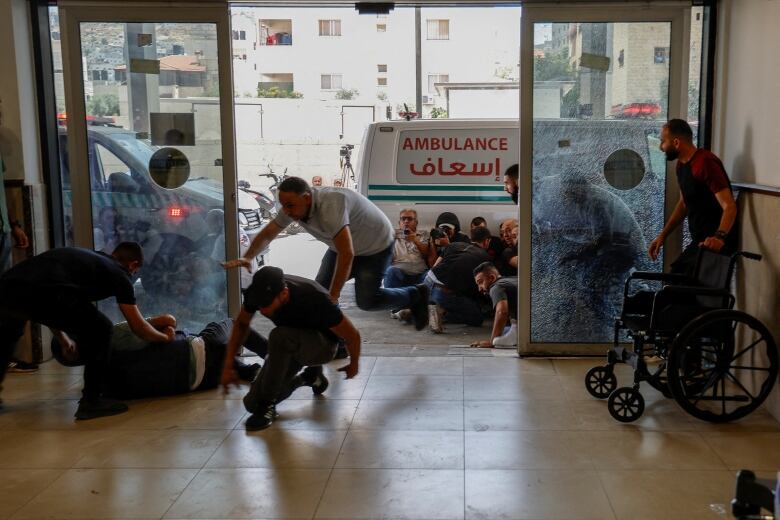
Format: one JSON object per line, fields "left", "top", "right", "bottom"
{"left": 733, "top": 182, "right": 780, "bottom": 197}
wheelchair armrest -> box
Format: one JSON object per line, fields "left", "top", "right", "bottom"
{"left": 623, "top": 271, "right": 695, "bottom": 298}
{"left": 655, "top": 285, "right": 735, "bottom": 313}
{"left": 657, "top": 285, "right": 731, "bottom": 297}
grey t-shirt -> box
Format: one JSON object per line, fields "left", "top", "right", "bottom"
{"left": 489, "top": 277, "right": 518, "bottom": 319}
{"left": 274, "top": 187, "right": 394, "bottom": 256}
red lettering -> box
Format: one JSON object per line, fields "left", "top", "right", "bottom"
{"left": 499, "top": 137, "right": 508, "bottom": 151}
{"left": 402, "top": 138, "right": 413, "bottom": 150}
{"left": 430, "top": 137, "right": 440, "bottom": 150}
{"left": 442, "top": 137, "right": 453, "bottom": 150}
{"left": 487, "top": 137, "right": 498, "bottom": 150}
{"left": 463, "top": 138, "right": 474, "bottom": 150}
{"left": 475, "top": 138, "right": 487, "bottom": 150}
{"left": 415, "top": 138, "right": 428, "bottom": 150}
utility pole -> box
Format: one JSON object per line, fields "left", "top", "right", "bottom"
{"left": 415, "top": 7, "right": 422, "bottom": 117}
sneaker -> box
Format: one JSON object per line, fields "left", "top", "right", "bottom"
{"left": 391, "top": 309, "right": 413, "bottom": 323}
{"left": 75, "top": 397, "right": 129, "bottom": 420}
{"left": 235, "top": 362, "right": 261, "bottom": 382}
{"left": 300, "top": 366, "right": 329, "bottom": 395}
{"left": 7, "top": 359, "right": 39, "bottom": 373}
{"left": 245, "top": 403, "right": 277, "bottom": 431}
{"left": 492, "top": 323, "right": 518, "bottom": 348}
{"left": 410, "top": 284, "right": 430, "bottom": 331}
{"left": 428, "top": 304, "right": 444, "bottom": 334}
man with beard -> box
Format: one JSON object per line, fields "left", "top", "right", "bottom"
{"left": 503, "top": 163, "right": 519, "bottom": 204}
{"left": 224, "top": 177, "right": 429, "bottom": 330}
{"left": 648, "top": 119, "right": 737, "bottom": 275}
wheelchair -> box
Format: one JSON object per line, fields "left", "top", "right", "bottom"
{"left": 585, "top": 248, "right": 779, "bottom": 423}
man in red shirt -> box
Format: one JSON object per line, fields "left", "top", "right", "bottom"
{"left": 648, "top": 119, "right": 738, "bottom": 275}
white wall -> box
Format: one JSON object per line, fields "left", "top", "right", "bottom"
{"left": 712, "top": 0, "right": 780, "bottom": 421}
{"left": 713, "top": 0, "right": 780, "bottom": 186}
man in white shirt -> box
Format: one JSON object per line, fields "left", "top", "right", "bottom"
{"left": 225, "top": 177, "right": 429, "bottom": 330}
{"left": 385, "top": 209, "right": 429, "bottom": 289}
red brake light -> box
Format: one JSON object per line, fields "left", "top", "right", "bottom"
{"left": 168, "top": 206, "right": 186, "bottom": 218}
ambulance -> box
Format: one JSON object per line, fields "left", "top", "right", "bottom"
{"left": 354, "top": 117, "right": 665, "bottom": 242}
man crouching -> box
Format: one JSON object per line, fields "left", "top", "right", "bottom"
{"left": 221, "top": 266, "right": 361, "bottom": 431}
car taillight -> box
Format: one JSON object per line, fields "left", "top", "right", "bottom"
{"left": 168, "top": 206, "right": 187, "bottom": 218}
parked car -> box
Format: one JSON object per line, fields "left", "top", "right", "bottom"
{"left": 58, "top": 126, "right": 264, "bottom": 303}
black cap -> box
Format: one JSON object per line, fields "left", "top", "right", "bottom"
{"left": 244, "top": 266, "right": 285, "bottom": 308}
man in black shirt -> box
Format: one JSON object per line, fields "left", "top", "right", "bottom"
{"left": 221, "top": 265, "right": 361, "bottom": 431}
{"left": 425, "top": 227, "right": 492, "bottom": 332}
{"left": 0, "top": 243, "right": 174, "bottom": 419}
{"left": 648, "top": 119, "right": 738, "bottom": 274}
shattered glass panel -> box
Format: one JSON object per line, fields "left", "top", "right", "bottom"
{"left": 532, "top": 22, "right": 670, "bottom": 343}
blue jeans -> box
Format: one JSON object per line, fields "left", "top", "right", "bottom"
{"left": 384, "top": 266, "right": 426, "bottom": 289}
{"left": 316, "top": 244, "right": 417, "bottom": 311}
{"left": 423, "top": 271, "right": 483, "bottom": 326}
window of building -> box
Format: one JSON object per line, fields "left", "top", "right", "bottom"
{"left": 377, "top": 77, "right": 387, "bottom": 86}
{"left": 232, "top": 30, "right": 246, "bottom": 40}
{"left": 376, "top": 23, "right": 386, "bottom": 32}
{"left": 319, "top": 19, "right": 342, "bottom": 37}
{"left": 427, "top": 73, "right": 449, "bottom": 93}
{"left": 377, "top": 64, "right": 387, "bottom": 73}
{"left": 321, "top": 73, "right": 343, "bottom": 90}
{"left": 654, "top": 46, "right": 669, "bottom": 64}
{"left": 427, "top": 19, "right": 449, "bottom": 40}
{"left": 259, "top": 19, "right": 293, "bottom": 46}
{"left": 618, "top": 49, "right": 624, "bottom": 68}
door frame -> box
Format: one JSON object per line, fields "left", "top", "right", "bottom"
{"left": 518, "top": 4, "right": 691, "bottom": 355}
{"left": 59, "top": 1, "right": 242, "bottom": 315}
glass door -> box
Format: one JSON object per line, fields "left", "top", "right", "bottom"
{"left": 518, "top": 7, "right": 690, "bottom": 354}
{"left": 59, "top": 4, "right": 241, "bottom": 328}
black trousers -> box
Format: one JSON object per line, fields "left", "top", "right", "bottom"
{"left": 0, "top": 283, "right": 112, "bottom": 401}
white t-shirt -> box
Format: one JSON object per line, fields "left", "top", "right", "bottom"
{"left": 274, "top": 187, "right": 394, "bottom": 256}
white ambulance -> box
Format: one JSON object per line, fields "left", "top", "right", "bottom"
{"left": 354, "top": 117, "right": 665, "bottom": 241}
{"left": 355, "top": 119, "right": 518, "bottom": 235}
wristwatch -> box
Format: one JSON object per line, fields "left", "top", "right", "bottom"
{"left": 714, "top": 230, "right": 728, "bottom": 240}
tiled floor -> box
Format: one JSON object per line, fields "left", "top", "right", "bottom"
{"left": 1, "top": 356, "right": 778, "bottom": 519}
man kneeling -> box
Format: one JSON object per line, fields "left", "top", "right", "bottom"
{"left": 52, "top": 316, "right": 268, "bottom": 399}
{"left": 472, "top": 262, "right": 518, "bottom": 348}
{"left": 221, "top": 266, "right": 361, "bottom": 431}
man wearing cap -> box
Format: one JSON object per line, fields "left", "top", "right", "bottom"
{"left": 221, "top": 265, "right": 361, "bottom": 431}
{"left": 224, "top": 176, "right": 429, "bottom": 330}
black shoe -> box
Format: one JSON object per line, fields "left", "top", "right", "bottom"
{"left": 410, "top": 284, "right": 430, "bottom": 331}
{"left": 235, "top": 362, "right": 261, "bottom": 382}
{"left": 7, "top": 359, "right": 39, "bottom": 373}
{"left": 245, "top": 403, "right": 276, "bottom": 431}
{"left": 301, "top": 366, "right": 329, "bottom": 396}
{"left": 334, "top": 341, "right": 349, "bottom": 360}
{"left": 75, "top": 397, "right": 129, "bottom": 420}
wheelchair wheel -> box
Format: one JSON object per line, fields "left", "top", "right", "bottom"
{"left": 585, "top": 366, "right": 617, "bottom": 399}
{"left": 607, "top": 387, "right": 645, "bottom": 422}
{"left": 667, "top": 309, "right": 778, "bottom": 423}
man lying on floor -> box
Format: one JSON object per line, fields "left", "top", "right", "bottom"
{"left": 50, "top": 316, "right": 268, "bottom": 399}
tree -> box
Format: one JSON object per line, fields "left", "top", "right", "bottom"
{"left": 534, "top": 51, "right": 575, "bottom": 82}
{"left": 256, "top": 86, "right": 303, "bottom": 98}
{"left": 430, "top": 106, "right": 448, "bottom": 119}
{"left": 86, "top": 94, "right": 119, "bottom": 117}
{"left": 335, "top": 88, "right": 359, "bottom": 100}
